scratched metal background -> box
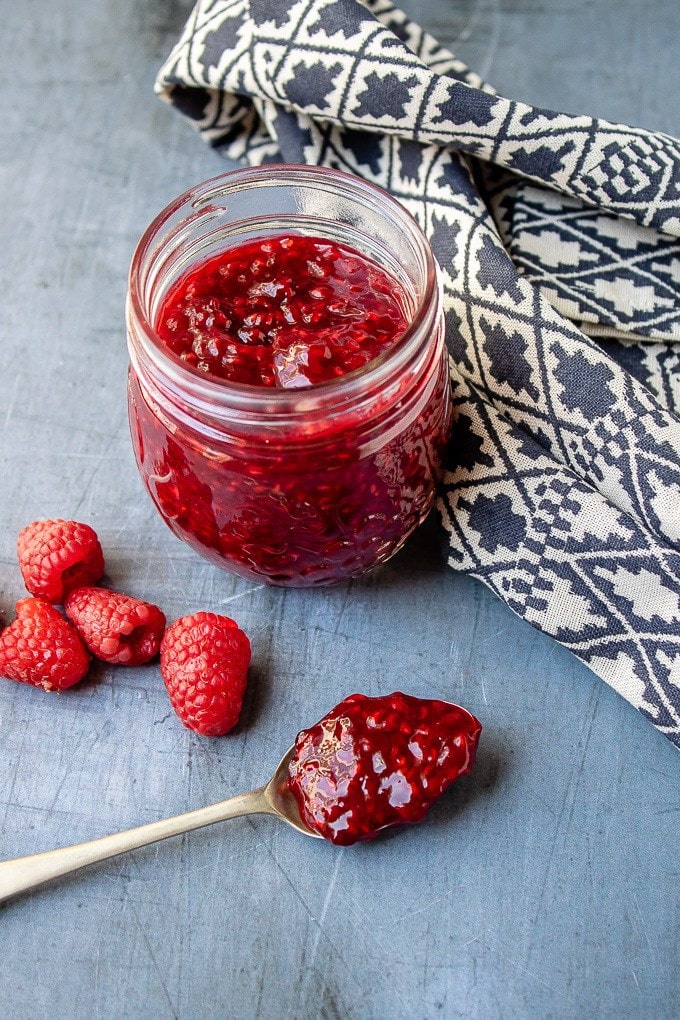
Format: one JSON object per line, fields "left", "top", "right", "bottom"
{"left": 0, "top": 1, "right": 678, "bottom": 1017}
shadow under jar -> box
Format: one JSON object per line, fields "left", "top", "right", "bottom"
{"left": 126, "top": 165, "right": 451, "bottom": 587}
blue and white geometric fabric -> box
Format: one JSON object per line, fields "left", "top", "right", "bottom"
{"left": 156, "top": 0, "right": 680, "bottom": 748}
{"left": 487, "top": 174, "right": 680, "bottom": 344}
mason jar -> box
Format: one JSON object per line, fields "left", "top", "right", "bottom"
{"left": 126, "top": 165, "right": 451, "bottom": 587}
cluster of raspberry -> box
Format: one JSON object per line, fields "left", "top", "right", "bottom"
{"left": 0, "top": 520, "right": 251, "bottom": 736}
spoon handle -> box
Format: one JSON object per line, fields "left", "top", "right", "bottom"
{"left": 0, "top": 786, "right": 271, "bottom": 904}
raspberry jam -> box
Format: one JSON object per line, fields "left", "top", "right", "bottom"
{"left": 287, "top": 692, "right": 482, "bottom": 845}
{"left": 156, "top": 235, "right": 409, "bottom": 388}
{"left": 127, "top": 165, "right": 451, "bottom": 586}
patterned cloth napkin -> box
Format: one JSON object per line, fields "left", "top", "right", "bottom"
{"left": 156, "top": 0, "right": 680, "bottom": 749}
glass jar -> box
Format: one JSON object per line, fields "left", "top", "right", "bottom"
{"left": 126, "top": 165, "right": 451, "bottom": 587}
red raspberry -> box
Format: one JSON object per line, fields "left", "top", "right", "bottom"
{"left": 17, "top": 519, "right": 105, "bottom": 604}
{"left": 0, "top": 598, "right": 90, "bottom": 691}
{"left": 64, "top": 588, "right": 166, "bottom": 665}
{"left": 160, "top": 612, "right": 251, "bottom": 736}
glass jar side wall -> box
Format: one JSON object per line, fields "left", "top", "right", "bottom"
{"left": 127, "top": 347, "right": 452, "bottom": 587}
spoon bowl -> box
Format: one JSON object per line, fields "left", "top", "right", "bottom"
{"left": 0, "top": 744, "right": 321, "bottom": 905}
{"left": 264, "top": 746, "right": 320, "bottom": 838}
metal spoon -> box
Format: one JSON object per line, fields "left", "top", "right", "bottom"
{"left": 0, "top": 746, "right": 320, "bottom": 904}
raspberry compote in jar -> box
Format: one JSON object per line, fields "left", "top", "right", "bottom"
{"left": 126, "top": 165, "right": 451, "bottom": 587}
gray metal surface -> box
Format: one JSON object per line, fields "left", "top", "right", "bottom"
{"left": 0, "top": 1, "right": 678, "bottom": 1017}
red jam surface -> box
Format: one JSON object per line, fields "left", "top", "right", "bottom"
{"left": 129, "top": 233, "right": 452, "bottom": 585}
{"left": 287, "top": 692, "right": 482, "bottom": 845}
{"left": 156, "top": 235, "right": 409, "bottom": 388}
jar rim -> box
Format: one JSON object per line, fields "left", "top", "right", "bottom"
{"left": 127, "top": 163, "right": 441, "bottom": 418}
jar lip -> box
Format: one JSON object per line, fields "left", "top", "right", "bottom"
{"left": 128, "top": 163, "right": 440, "bottom": 414}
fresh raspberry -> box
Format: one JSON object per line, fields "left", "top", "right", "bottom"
{"left": 17, "top": 519, "right": 105, "bottom": 603}
{"left": 64, "top": 588, "right": 166, "bottom": 665}
{"left": 160, "top": 612, "right": 251, "bottom": 736}
{"left": 0, "top": 598, "right": 90, "bottom": 691}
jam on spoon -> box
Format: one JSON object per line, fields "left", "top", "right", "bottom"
{"left": 287, "top": 692, "right": 482, "bottom": 845}
{"left": 0, "top": 693, "right": 481, "bottom": 901}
